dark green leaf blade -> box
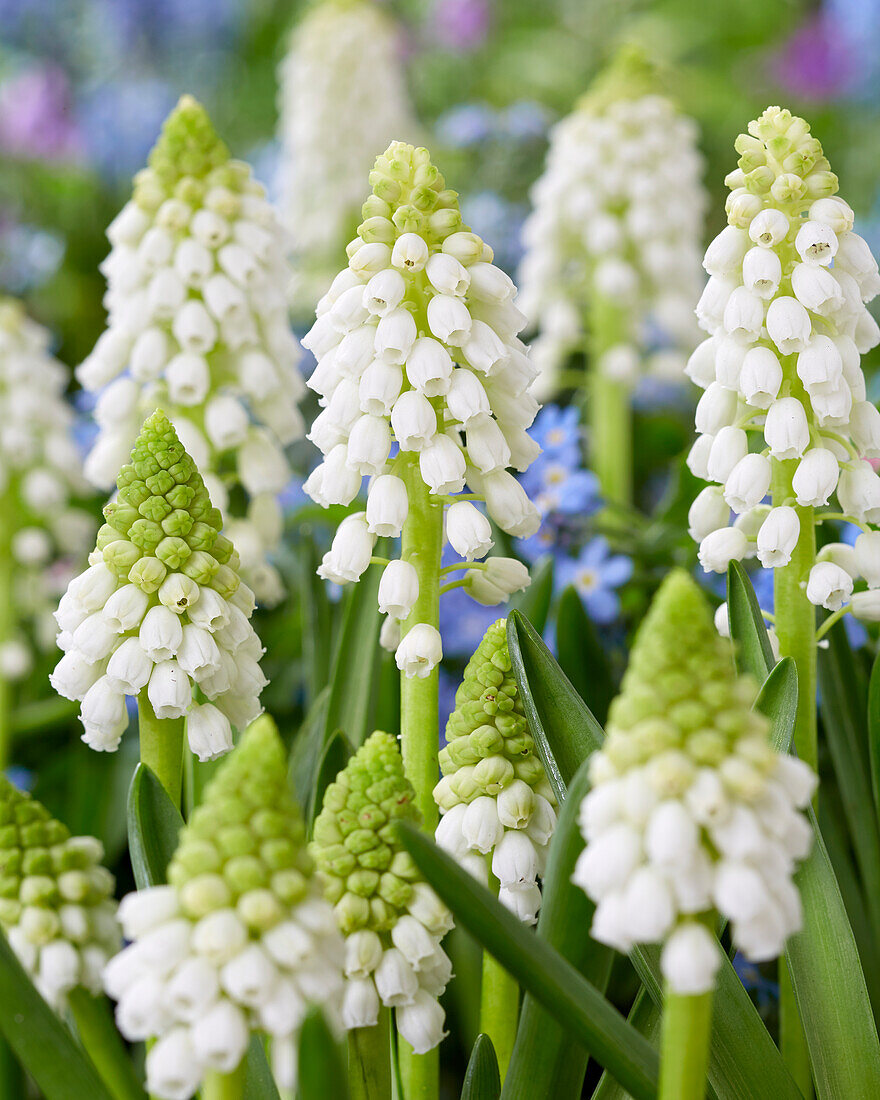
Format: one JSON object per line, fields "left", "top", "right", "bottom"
{"left": 755, "top": 657, "right": 798, "bottom": 752}
{"left": 869, "top": 651, "right": 880, "bottom": 822}
{"left": 504, "top": 757, "right": 612, "bottom": 1100}
{"left": 126, "top": 763, "right": 184, "bottom": 889}
{"left": 297, "top": 1008, "right": 349, "bottom": 1100}
{"left": 397, "top": 822, "right": 658, "bottom": 1100}
{"left": 727, "top": 561, "right": 774, "bottom": 679}
{"left": 787, "top": 815, "right": 880, "bottom": 1099}
{"left": 461, "top": 1034, "right": 500, "bottom": 1100}
{"left": 555, "top": 585, "right": 616, "bottom": 725}
{"left": 0, "top": 934, "right": 114, "bottom": 1100}
{"left": 310, "top": 730, "right": 352, "bottom": 829}
{"left": 506, "top": 611, "right": 604, "bottom": 802}
{"left": 324, "top": 546, "right": 384, "bottom": 748}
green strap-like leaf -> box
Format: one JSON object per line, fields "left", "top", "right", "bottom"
{"left": 506, "top": 611, "right": 604, "bottom": 802}
{"left": 869, "top": 652, "right": 880, "bottom": 824}
{"left": 0, "top": 934, "right": 115, "bottom": 1100}
{"left": 310, "top": 730, "right": 353, "bottom": 830}
{"left": 787, "top": 815, "right": 880, "bottom": 1098}
{"left": 323, "top": 545, "right": 385, "bottom": 749}
{"left": 592, "top": 990, "right": 663, "bottom": 1100}
{"left": 755, "top": 657, "right": 798, "bottom": 752}
{"left": 555, "top": 585, "right": 616, "bottom": 725}
{"left": 297, "top": 1008, "right": 349, "bottom": 1100}
{"left": 397, "top": 822, "right": 659, "bottom": 1100}
{"left": 504, "top": 756, "right": 612, "bottom": 1100}
{"left": 461, "top": 1034, "right": 501, "bottom": 1100}
{"left": 126, "top": 763, "right": 184, "bottom": 889}
{"left": 727, "top": 561, "right": 775, "bottom": 679}
{"left": 508, "top": 555, "right": 554, "bottom": 636}
{"left": 818, "top": 620, "right": 880, "bottom": 947}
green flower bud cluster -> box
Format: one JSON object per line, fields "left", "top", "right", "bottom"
{"left": 597, "top": 571, "right": 772, "bottom": 794}
{"left": 52, "top": 409, "right": 265, "bottom": 757}
{"left": 0, "top": 777, "right": 119, "bottom": 1008}
{"left": 99, "top": 409, "right": 235, "bottom": 595}
{"left": 109, "top": 716, "right": 343, "bottom": 1096}
{"left": 312, "top": 731, "right": 427, "bottom": 936}
{"left": 79, "top": 94, "right": 304, "bottom": 608}
{"left": 352, "top": 141, "right": 480, "bottom": 256}
{"left": 167, "top": 715, "right": 315, "bottom": 932}
{"left": 726, "top": 106, "right": 838, "bottom": 223}
{"left": 134, "top": 94, "right": 239, "bottom": 213}
{"left": 434, "top": 619, "right": 553, "bottom": 810}
{"left": 576, "top": 571, "right": 816, "bottom": 990}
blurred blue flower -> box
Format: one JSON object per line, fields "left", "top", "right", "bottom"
{"left": 460, "top": 190, "right": 526, "bottom": 274}
{"left": 77, "top": 75, "right": 176, "bottom": 181}
{"left": 279, "top": 477, "right": 308, "bottom": 512}
{"left": 499, "top": 100, "right": 548, "bottom": 141}
{"left": 439, "top": 544, "right": 499, "bottom": 657}
{"left": 529, "top": 462, "right": 600, "bottom": 518}
{"left": 555, "top": 538, "right": 633, "bottom": 624}
{"left": 435, "top": 102, "right": 495, "bottom": 148}
{"left": 527, "top": 404, "right": 581, "bottom": 467}
{"left": 733, "top": 952, "right": 778, "bottom": 1010}
{"left": 515, "top": 522, "right": 559, "bottom": 565}
{"left": 3, "top": 767, "right": 34, "bottom": 792}
{"left": 0, "top": 220, "right": 65, "bottom": 294}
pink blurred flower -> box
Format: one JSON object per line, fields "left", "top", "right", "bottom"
{"left": 772, "top": 12, "right": 852, "bottom": 101}
{"left": 432, "top": 0, "right": 492, "bottom": 51}
{"left": 0, "top": 65, "right": 83, "bottom": 162}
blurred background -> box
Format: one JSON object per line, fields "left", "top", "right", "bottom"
{"left": 2, "top": 0, "right": 879, "bottom": 363}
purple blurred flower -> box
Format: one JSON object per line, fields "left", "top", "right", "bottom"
{"left": 431, "top": 0, "right": 492, "bottom": 51}
{"left": 773, "top": 12, "right": 852, "bottom": 102}
{"left": 0, "top": 218, "right": 65, "bottom": 293}
{"left": 0, "top": 65, "right": 82, "bottom": 162}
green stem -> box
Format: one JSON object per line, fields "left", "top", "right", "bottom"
{"left": 201, "top": 1062, "right": 246, "bottom": 1100}
{"left": 587, "top": 296, "right": 633, "bottom": 509}
{"left": 658, "top": 986, "right": 713, "bottom": 1100}
{"left": 480, "top": 951, "right": 518, "bottom": 1082}
{"left": 136, "top": 690, "right": 184, "bottom": 808}
{"left": 348, "top": 1007, "right": 391, "bottom": 1100}
{"left": 68, "top": 987, "right": 146, "bottom": 1100}
{"left": 772, "top": 457, "right": 816, "bottom": 1098}
{"left": 399, "top": 458, "right": 442, "bottom": 831}
{"left": 398, "top": 459, "right": 442, "bottom": 1100}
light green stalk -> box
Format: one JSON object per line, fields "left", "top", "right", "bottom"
{"left": 771, "top": 383, "right": 816, "bottom": 1100}
{"left": 68, "top": 988, "right": 145, "bottom": 1100}
{"left": 399, "top": 459, "right": 443, "bottom": 833}
{"left": 202, "top": 1064, "right": 246, "bottom": 1100}
{"left": 348, "top": 1007, "right": 391, "bottom": 1100}
{"left": 588, "top": 295, "right": 632, "bottom": 509}
{"left": 136, "top": 689, "right": 184, "bottom": 808}
{"left": 658, "top": 987, "right": 713, "bottom": 1100}
{"left": 398, "top": 460, "right": 442, "bottom": 1100}
{"left": 480, "top": 950, "right": 518, "bottom": 1081}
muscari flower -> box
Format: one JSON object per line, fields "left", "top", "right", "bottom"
{"left": 688, "top": 106, "right": 880, "bottom": 619}
{"left": 302, "top": 140, "right": 541, "bottom": 676}
{"left": 573, "top": 570, "right": 815, "bottom": 994}
{"left": 433, "top": 619, "right": 556, "bottom": 924}
{"left": 311, "top": 731, "right": 452, "bottom": 1054}
{"left": 50, "top": 410, "right": 265, "bottom": 759}
{"left": 277, "top": 0, "right": 418, "bottom": 314}
{"left": 106, "top": 716, "right": 342, "bottom": 1099}
{"left": 77, "top": 95, "right": 304, "bottom": 606}
{"left": 0, "top": 776, "right": 119, "bottom": 1010}
{"left": 518, "top": 54, "right": 705, "bottom": 398}
{"left": 0, "top": 298, "right": 95, "bottom": 679}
